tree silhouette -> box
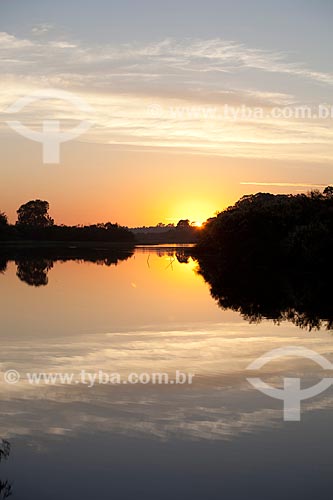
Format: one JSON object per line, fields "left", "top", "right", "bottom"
{"left": 0, "top": 212, "right": 9, "bottom": 242}
{"left": 0, "top": 259, "right": 7, "bottom": 274}
{"left": 177, "top": 219, "right": 190, "bottom": 228}
{"left": 16, "top": 200, "right": 54, "bottom": 228}
{"left": 323, "top": 185, "right": 333, "bottom": 197}
{"left": 176, "top": 251, "right": 190, "bottom": 263}
{"left": 1, "top": 201, "right": 135, "bottom": 244}
{"left": 16, "top": 259, "right": 54, "bottom": 287}
{"left": 196, "top": 188, "right": 333, "bottom": 331}
{"left": 0, "top": 212, "right": 7, "bottom": 227}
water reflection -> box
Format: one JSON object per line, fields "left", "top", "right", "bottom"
{"left": 196, "top": 252, "right": 333, "bottom": 331}
{"left": 1, "top": 247, "right": 333, "bottom": 499}
{"left": 0, "top": 259, "right": 6, "bottom": 274}
{"left": 0, "top": 440, "right": 11, "bottom": 499}
{"left": 0, "top": 246, "right": 134, "bottom": 287}
{"left": 16, "top": 259, "right": 54, "bottom": 287}
{"left": 1, "top": 245, "right": 332, "bottom": 331}
{"left": 3, "top": 324, "right": 333, "bottom": 443}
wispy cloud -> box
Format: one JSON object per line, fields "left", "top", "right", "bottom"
{"left": 2, "top": 323, "right": 333, "bottom": 441}
{"left": 1, "top": 32, "right": 333, "bottom": 91}
{"left": 240, "top": 182, "right": 329, "bottom": 188}
{"left": 31, "top": 24, "right": 54, "bottom": 36}
{"left": 1, "top": 32, "right": 333, "bottom": 162}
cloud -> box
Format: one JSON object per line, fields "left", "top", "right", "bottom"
{"left": 1, "top": 32, "right": 333, "bottom": 92}
{"left": 0, "top": 31, "right": 333, "bottom": 162}
{"left": 2, "top": 322, "right": 333, "bottom": 442}
{"left": 0, "top": 32, "right": 33, "bottom": 49}
{"left": 240, "top": 182, "right": 330, "bottom": 188}
{"left": 31, "top": 24, "right": 53, "bottom": 36}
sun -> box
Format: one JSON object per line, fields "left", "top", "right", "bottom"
{"left": 170, "top": 200, "right": 215, "bottom": 229}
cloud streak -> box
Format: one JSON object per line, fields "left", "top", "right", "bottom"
{"left": 1, "top": 32, "right": 333, "bottom": 90}
{"left": 1, "top": 31, "right": 333, "bottom": 162}
{"left": 240, "top": 182, "right": 330, "bottom": 188}
{"left": 2, "top": 322, "right": 333, "bottom": 442}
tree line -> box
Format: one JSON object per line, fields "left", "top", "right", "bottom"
{"left": 195, "top": 186, "right": 333, "bottom": 330}
{"left": 0, "top": 200, "right": 135, "bottom": 243}
{"left": 197, "top": 186, "right": 333, "bottom": 268}
{"left": 0, "top": 201, "right": 201, "bottom": 244}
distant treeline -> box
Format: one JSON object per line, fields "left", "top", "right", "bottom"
{"left": 134, "top": 221, "right": 199, "bottom": 244}
{"left": 0, "top": 223, "right": 135, "bottom": 243}
{"left": 0, "top": 200, "right": 199, "bottom": 244}
{"left": 0, "top": 200, "right": 135, "bottom": 243}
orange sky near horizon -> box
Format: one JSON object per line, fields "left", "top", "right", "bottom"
{"left": 2, "top": 138, "right": 331, "bottom": 227}
{"left": 1, "top": 10, "right": 333, "bottom": 228}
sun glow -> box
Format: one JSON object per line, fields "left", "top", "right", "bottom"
{"left": 169, "top": 200, "right": 216, "bottom": 229}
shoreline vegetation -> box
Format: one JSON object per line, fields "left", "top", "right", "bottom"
{"left": 2, "top": 188, "right": 333, "bottom": 249}
{"left": 195, "top": 187, "right": 333, "bottom": 331}
{"left": 1, "top": 188, "right": 333, "bottom": 330}
{"left": 1, "top": 188, "right": 333, "bottom": 253}
{"left": 196, "top": 186, "right": 333, "bottom": 267}
{"left": 0, "top": 200, "right": 200, "bottom": 247}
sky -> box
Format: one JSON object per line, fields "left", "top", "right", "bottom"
{"left": 0, "top": 0, "right": 333, "bottom": 226}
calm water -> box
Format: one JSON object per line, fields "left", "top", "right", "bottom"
{"left": 1, "top": 246, "right": 333, "bottom": 499}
